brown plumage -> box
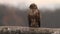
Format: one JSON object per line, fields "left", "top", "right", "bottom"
{"left": 28, "top": 3, "right": 40, "bottom": 27}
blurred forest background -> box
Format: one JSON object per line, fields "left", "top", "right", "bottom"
{"left": 0, "top": 4, "right": 60, "bottom": 28}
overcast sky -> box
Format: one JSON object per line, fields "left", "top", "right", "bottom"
{"left": 0, "top": 0, "right": 60, "bottom": 9}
